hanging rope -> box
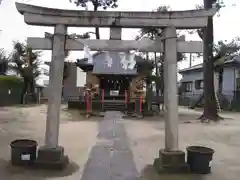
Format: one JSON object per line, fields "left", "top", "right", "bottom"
{"left": 83, "top": 45, "right": 93, "bottom": 64}
{"left": 48, "top": 32, "right": 176, "bottom": 70}
{"left": 105, "top": 51, "right": 112, "bottom": 67}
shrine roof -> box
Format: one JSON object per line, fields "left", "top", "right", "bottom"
{"left": 179, "top": 55, "right": 240, "bottom": 73}
{"left": 76, "top": 51, "right": 145, "bottom": 75}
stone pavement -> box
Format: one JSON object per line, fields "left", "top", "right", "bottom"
{"left": 80, "top": 111, "right": 139, "bottom": 180}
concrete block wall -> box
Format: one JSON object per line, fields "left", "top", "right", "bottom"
{"left": 63, "top": 63, "right": 82, "bottom": 101}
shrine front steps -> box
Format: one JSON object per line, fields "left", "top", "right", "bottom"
{"left": 103, "top": 102, "right": 125, "bottom": 111}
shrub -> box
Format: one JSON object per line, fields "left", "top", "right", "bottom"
{"left": 0, "top": 75, "right": 23, "bottom": 88}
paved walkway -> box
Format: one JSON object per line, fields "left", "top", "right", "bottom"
{"left": 80, "top": 111, "right": 139, "bottom": 180}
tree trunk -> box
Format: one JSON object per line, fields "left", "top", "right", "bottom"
{"left": 146, "top": 78, "right": 152, "bottom": 111}
{"left": 29, "top": 79, "right": 35, "bottom": 94}
{"left": 159, "top": 54, "right": 164, "bottom": 111}
{"left": 28, "top": 78, "right": 36, "bottom": 103}
{"left": 94, "top": 5, "right": 100, "bottom": 39}
{"left": 189, "top": 53, "right": 192, "bottom": 67}
{"left": 21, "top": 79, "right": 28, "bottom": 104}
{"left": 154, "top": 52, "right": 161, "bottom": 109}
{"left": 95, "top": 27, "right": 100, "bottom": 39}
{"left": 218, "top": 68, "right": 223, "bottom": 93}
{"left": 200, "top": 0, "right": 220, "bottom": 121}
{"left": 145, "top": 52, "right": 153, "bottom": 111}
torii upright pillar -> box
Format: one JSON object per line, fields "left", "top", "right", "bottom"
{"left": 164, "top": 26, "right": 179, "bottom": 151}
{"left": 154, "top": 27, "right": 189, "bottom": 173}
{"left": 36, "top": 24, "right": 69, "bottom": 169}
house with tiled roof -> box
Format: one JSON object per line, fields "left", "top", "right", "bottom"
{"left": 178, "top": 55, "right": 240, "bottom": 105}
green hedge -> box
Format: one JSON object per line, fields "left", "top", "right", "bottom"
{"left": 229, "top": 101, "right": 240, "bottom": 112}
{"left": 0, "top": 76, "right": 24, "bottom": 106}
{"left": 0, "top": 75, "right": 23, "bottom": 89}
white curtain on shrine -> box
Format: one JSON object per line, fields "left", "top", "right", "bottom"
{"left": 105, "top": 52, "right": 113, "bottom": 67}
{"left": 120, "top": 51, "right": 136, "bottom": 70}
{"left": 128, "top": 52, "right": 136, "bottom": 69}
{"left": 83, "top": 45, "right": 93, "bottom": 64}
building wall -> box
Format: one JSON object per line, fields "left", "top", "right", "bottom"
{"left": 76, "top": 67, "right": 86, "bottom": 87}
{"left": 85, "top": 71, "right": 100, "bottom": 95}
{"left": 86, "top": 71, "right": 99, "bottom": 86}
{"left": 222, "top": 67, "right": 236, "bottom": 101}
{"left": 180, "top": 67, "right": 236, "bottom": 102}
{"left": 63, "top": 63, "right": 82, "bottom": 101}
{"left": 35, "top": 74, "right": 49, "bottom": 87}
{"left": 180, "top": 71, "right": 203, "bottom": 101}
{"left": 41, "top": 63, "right": 86, "bottom": 101}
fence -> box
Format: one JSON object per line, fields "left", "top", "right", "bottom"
{"left": 178, "top": 92, "right": 202, "bottom": 107}
{"left": 0, "top": 88, "right": 22, "bottom": 106}
{"left": 0, "top": 86, "right": 46, "bottom": 106}
{"left": 179, "top": 91, "right": 240, "bottom": 110}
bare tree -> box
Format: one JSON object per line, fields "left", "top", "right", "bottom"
{"left": 70, "top": 0, "right": 119, "bottom": 39}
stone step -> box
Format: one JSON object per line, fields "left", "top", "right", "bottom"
{"left": 104, "top": 107, "right": 124, "bottom": 109}
{"left": 103, "top": 103, "right": 125, "bottom": 111}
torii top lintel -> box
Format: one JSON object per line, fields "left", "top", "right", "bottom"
{"left": 16, "top": 2, "right": 217, "bottom": 29}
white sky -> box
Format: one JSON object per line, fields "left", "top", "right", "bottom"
{"left": 0, "top": 0, "right": 239, "bottom": 70}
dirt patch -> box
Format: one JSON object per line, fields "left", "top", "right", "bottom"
{"left": 125, "top": 107, "right": 240, "bottom": 180}
{"left": 0, "top": 105, "right": 99, "bottom": 180}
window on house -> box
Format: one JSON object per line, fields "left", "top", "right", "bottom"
{"left": 195, "top": 80, "right": 204, "bottom": 90}
{"left": 181, "top": 81, "right": 193, "bottom": 92}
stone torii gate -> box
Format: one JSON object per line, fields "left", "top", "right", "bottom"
{"left": 16, "top": 2, "right": 216, "bottom": 171}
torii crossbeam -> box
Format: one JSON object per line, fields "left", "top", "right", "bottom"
{"left": 16, "top": 2, "right": 217, "bottom": 29}
{"left": 27, "top": 37, "right": 203, "bottom": 53}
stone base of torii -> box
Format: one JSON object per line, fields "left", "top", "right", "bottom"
{"left": 15, "top": 2, "right": 216, "bottom": 172}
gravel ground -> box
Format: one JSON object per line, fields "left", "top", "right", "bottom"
{"left": 125, "top": 107, "right": 240, "bottom": 180}
{"left": 0, "top": 105, "right": 98, "bottom": 180}
{"left": 0, "top": 105, "right": 240, "bottom": 180}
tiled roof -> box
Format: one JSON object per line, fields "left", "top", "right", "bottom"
{"left": 178, "top": 64, "right": 203, "bottom": 73}
{"left": 178, "top": 55, "right": 240, "bottom": 73}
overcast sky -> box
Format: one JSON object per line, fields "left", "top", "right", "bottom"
{"left": 0, "top": 0, "right": 239, "bottom": 70}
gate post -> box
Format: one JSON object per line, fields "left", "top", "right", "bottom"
{"left": 36, "top": 24, "right": 68, "bottom": 169}
{"left": 85, "top": 90, "right": 89, "bottom": 116}
{"left": 164, "top": 27, "right": 178, "bottom": 151}
{"left": 85, "top": 89, "right": 92, "bottom": 118}
{"left": 135, "top": 92, "right": 143, "bottom": 118}
{"left": 124, "top": 90, "right": 128, "bottom": 112}
{"left": 101, "top": 89, "right": 104, "bottom": 112}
